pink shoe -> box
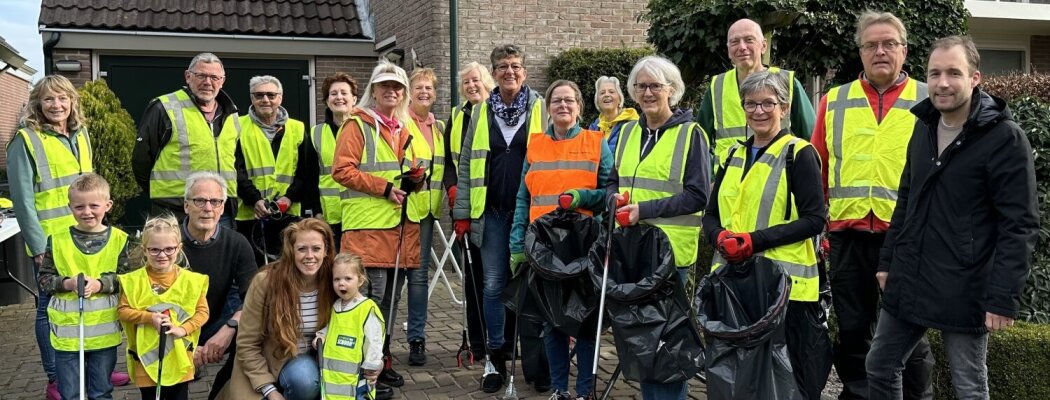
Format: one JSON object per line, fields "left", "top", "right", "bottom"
{"left": 46, "top": 381, "right": 60, "bottom": 400}
{"left": 110, "top": 371, "right": 131, "bottom": 386}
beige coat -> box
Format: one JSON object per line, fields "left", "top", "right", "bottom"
{"left": 214, "top": 270, "right": 295, "bottom": 399}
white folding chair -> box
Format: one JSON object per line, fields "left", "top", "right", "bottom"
{"left": 428, "top": 220, "right": 463, "bottom": 305}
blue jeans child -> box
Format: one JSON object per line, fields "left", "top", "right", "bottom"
{"left": 54, "top": 346, "right": 118, "bottom": 400}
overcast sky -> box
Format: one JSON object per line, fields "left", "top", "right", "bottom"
{"left": 0, "top": 0, "right": 44, "bottom": 79}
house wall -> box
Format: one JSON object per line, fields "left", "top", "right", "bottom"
{"left": 0, "top": 72, "right": 32, "bottom": 167}
{"left": 1032, "top": 35, "right": 1050, "bottom": 73}
{"left": 313, "top": 56, "right": 379, "bottom": 124}
{"left": 371, "top": 0, "right": 650, "bottom": 118}
{"left": 52, "top": 49, "right": 93, "bottom": 87}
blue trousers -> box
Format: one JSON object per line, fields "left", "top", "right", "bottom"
{"left": 54, "top": 346, "right": 117, "bottom": 400}
{"left": 543, "top": 324, "right": 595, "bottom": 395}
{"left": 480, "top": 210, "right": 512, "bottom": 349}
{"left": 278, "top": 353, "right": 321, "bottom": 400}
{"left": 406, "top": 215, "right": 434, "bottom": 342}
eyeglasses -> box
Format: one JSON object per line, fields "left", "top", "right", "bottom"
{"left": 549, "top": 97, "right": 578, "bottom": 106}
{"left": 743, "top": 100, "right": 780, "bottom": 113}
{"left": 189, "top": 72, "right": 225, "bottom": 82}
{"left": 190, "top": 198, "right": 225, "bottom": 208}
{"left": 146, "top": 246, "right": 179, "bottom": 257}
{"left": 860, "top": 40, "right": 904, "bottom": 53}
{"left": 251, "top": 92, "right": 280, "bottom": 100}
{"left": 633, "top": 83, "right": 666, "bottom": 94}
{"left": 496, "top": 63, "right": 524, "bottom": 73}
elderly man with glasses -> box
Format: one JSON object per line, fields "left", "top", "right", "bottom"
{"left": 133, "top": 52, "right": 241, "bottom": 222}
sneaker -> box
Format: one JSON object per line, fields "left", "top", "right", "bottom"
{"left": 548, "top": 391, "right": 572, "bottom": 400}
{"left": 110, "top": 371, "right": 131, "bottom": 386}
{"left": 575, "top": 394, "right": 594, "bottom": 400}
{"left": 481, "top": 353, "right": 504, "bottom": 393}
{"left": 46, "top": 381, "right": 60, "bottom": 400}
{"left": 534, "top": 381, "right": 552, "bottom": 393}
{"left": 378, "top": 367, "right": 404, "bottom": 388}
{"left": 408, "top": 339, "right": 427, "bottom": 366}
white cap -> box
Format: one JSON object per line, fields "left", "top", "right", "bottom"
{"left": 370, "top": 72, "right": 407, "bottom": 88}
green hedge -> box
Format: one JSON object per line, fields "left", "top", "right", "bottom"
{"left": 547, "top": 47, "right": 655, "bottom": 124}
{"left": 927, "top": 322, "right": 1050, "bottom": 399}
{"left": 78, "top": 80, "right": 140, "bottom": 222}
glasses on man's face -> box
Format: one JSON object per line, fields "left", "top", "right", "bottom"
{"left": 190, "top": 72, "right": 225, "bottom": 82}
{"left": 496, "top": 64, "right": 524, "bottom": 73}
{"left": 743, "top": 100, "right": 780, "bottom": 113}
{"left": 860, "top": 40, "right": 904, "bottom": 53}
{"left": 252, "top": 92, "right": 280, "bottom": 100}
{"left": 549, "top": 97, "right": 578, "bottom": 106}
{"left": 190, "top": 198, "right": 224, "bottom": 209}
{"left": 633, "top": 82, "right": 666, "bottom": 94}
{"left": 147, "top": 246, "right": 178, "bottom": 257}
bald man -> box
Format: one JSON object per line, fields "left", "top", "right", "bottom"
{"left": 697, "top": 18, "right": 816, "bottom": 168}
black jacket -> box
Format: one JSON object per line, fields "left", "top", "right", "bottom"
{"left": 879, "top": 88, "right": 1038, "bottom": 333}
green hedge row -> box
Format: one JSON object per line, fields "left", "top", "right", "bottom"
{"left": 928, "top": 322, "right": 1050, "bottom": 399}
{"left": 547, "top": 47, "right": 655, "bottom": 125}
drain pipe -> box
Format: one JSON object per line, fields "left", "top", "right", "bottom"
{"left": 449, "top": 0, "right": 459, "bottom": 107}
{"left": 42, "top": 31, "right": 61, "bottom": 75}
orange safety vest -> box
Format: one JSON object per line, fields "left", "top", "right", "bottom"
{"left": 523, "top": 129, "right": 603, "bottom": 222}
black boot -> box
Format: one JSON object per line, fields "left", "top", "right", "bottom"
{"left": 378, "top": 355, "right": 404, "bottom": 387}
{"left": 372, "top": 382, "right": 394, "bottom": 400}
{"left": 481, "top": 347, "right": 505, "bottom": 393}
{"left": 408, "top": 338, "right": 427, "bottom": 366}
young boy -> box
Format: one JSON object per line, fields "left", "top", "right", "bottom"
{"left": 39, "top": 173, "right": 131, "bottom": 400}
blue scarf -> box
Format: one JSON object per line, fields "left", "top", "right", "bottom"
{"left": 487, "top": 86, "right": 530, "bottom": 126}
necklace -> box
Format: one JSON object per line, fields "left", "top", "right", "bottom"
{"left": 939, "top": 118, "right": 959, "bottom": 129}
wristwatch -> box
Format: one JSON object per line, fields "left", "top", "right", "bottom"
{"left": 225, "top": 319, "right": 239, "bottom": 329}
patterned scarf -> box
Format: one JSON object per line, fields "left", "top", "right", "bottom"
{"left": 487, "top": 86, "right": 530, "bottom": 126}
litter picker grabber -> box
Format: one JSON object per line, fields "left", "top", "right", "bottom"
{"left": 502, "top": 264, "right": 530, "bottom": 400}
{"left": 155, "top": 309, "right": 171, "bottom": 400}
{"left": 462, "top": 233, "right": 500, "bottom": 385}
{"left": 455, "top": 236, "right": 474, "bottom": 368}
{"left": 386, "top": 135, "right": 414, "bottom": 342}
{"left": 77, "top": 273, "right": 86, "bottom": 400}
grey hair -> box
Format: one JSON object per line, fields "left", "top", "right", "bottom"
{"left": 188, "top": 52, "right": 223, "bottom": 71}
{"left": 854, "top": 11, "right": 908, "bottom": 47}
{"left": 249, "top": 75, "right": 283, "bottom": 93}
{"left": 593, "top": 76, "right": 626, "bottom": 111}
{"left": 739, "top": 70, "right": 790, "bottom": 105}
{"left": 627, "top": 55, "right": 685, "bottom": 106}
{"left": 458, "top": 61, "right": 496, "bottom": 100}
{"left": 356, "top": 60, "right": 411, "bottom": 123}
{"left": 490, "top": 44, "right": 525, "bottom": 70}
{"left": 184, "top": 171, "right": 228, "bottom": 201}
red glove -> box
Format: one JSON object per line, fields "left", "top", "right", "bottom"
{"left": 820, "top": 236, "right": 831, "bottom": 259}
{"left": 447, "top": 186, "right": 457, "bottom": 209}
{"left": 407, "top": 166, "right": 425, "bottom": 183}
{"left": 716, "top": 230, "right": 733, "bottom": 247}
{"left": 615, "top": 191, "right": 630, "bottom": 208}
{"left": 276, "top": 198, "right": 291, "bottom": 214}
{"left": 720, "top": 232, "right": 753, "bottom": 264}
{"left": 454, "top": 219, "right": 471, "bottom": 238}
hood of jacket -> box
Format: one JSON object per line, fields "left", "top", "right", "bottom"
{"left": 912, "top": 87, "right": 1011, "bottom": 134}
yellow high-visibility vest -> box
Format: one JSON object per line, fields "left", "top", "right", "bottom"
{"left": 824, "top": 78, "right": 928, "bottom": 223}
{"left": 614, "top": 121, "right": 704, "bottom": 267}
{"left": 236, "top": 116, "right": 306, "bottom": 220}
{"left": 406, "top": 119, "right": 446, "bottom": 222}
{"left": 321, "top": 298, "right": 384, "bottom": 400}
{"left": 711, "top": 134, "right": 819, "bottom": 302}
{"left": 311, "top": 123, "right": 349, "bottom": 225}
{"left": 47, "top": 228, "right": 127, "bottom": 351}
{"left": 341, "top": 117, "right": 413, "bottom": 230}
{"left": 448, "top": 102, "right": 469, "bottom": 171}
{"left": 466, "top": 100, "right": 547, "bottom": 219}
{"left": 709, "top": 67, "right": 795, "bottom": 167}
{"left": 10, "top": 126, "right": 92, "bottom": 242}
{"left": 118, "top": 267, "right": 208, "bottom": 386}
{"left": 150, "top": 90, "right": 238, "bottom": 199}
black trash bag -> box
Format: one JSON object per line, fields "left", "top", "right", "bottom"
{"left": 503, "top": 210, "right": 602, "bottom": 337}
{"left": 591, "top": 224, "right": 704, "bottom": 384}
{"left": 695, "top": 257, "right": 798, "bottom": 400}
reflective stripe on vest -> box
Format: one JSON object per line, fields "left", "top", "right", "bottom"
{"left": 524, "top": 130, "right": 603, "bottom": 222}
{"left": 710, "top": 67, "right": 795, "bottom": 167}
{"left": 321, "top": 299, "right": 384, "bottom": 400}
{"left": 12, "top": 127, "right": 92, "bottom": 241}
{"left": 118, "top": 267, "right": 208, "bottom": 386}
{"left": 47, "top": 228, "right": 127, "bottom": 351}
{"left": 236, "top": 116, "right": 306, "bottom": 220}
{"left": 614, "top": 121, "right": 703, "bottom": 267}
{"left": 712, "top": 135, "right": 819, "bottom": 301}
{"left": 150, "top": 90, "right": 239, "bottom": 199}
{"left": 466, "top": 98, "right": 548, "bottom": 219}
{"left": 825, "top": 79, "right": 927, "bottom": 223}
{"left": 312, "top": 123, "right": 348, "bottom": 225}
{"left": 341, "top": 117, "right": 410, "bottom": 230}
{"left": 406, "top": 118, "right": 446, "bottom": 222}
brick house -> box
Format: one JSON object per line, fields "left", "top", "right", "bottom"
{"left": 0, "top": 36, "right": 36, "bottom": 168}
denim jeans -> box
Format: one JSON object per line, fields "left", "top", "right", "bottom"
{"left": 867, "top": 310, "right": 989, "bottom": 400}
{"left": 640, "top": 381, "right": 688, "bottom": 400}
{"left": 481, "top": 209, "right": 512, "bottom": 349}
{"left": 55, "top": 346, "right": 117, "bottom": 400}
{"left": 543, "top": 324, "right": 595, "bottom": 395}
{"left": 406, "top": 216, "right": 434, "bottom": 342}
{"left": 34, "top": 264, "right": 57, "bottom": 382}
{"left": 278, "top": 353, "right": 321, "bottom": 400}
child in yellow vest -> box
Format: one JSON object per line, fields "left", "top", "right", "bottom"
{"left": 117, "top": 215, "right": 209, "bottom": 400}
{"left": 39, "top": 173, "right": 131, "bottom": 400}
{"left": 315, "top": 253, "right": 385, "bottom": 399}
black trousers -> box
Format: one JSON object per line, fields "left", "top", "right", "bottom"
{"left": 829, "top": 231, "right": 934, "bottom": 400}
{"left": 139, "top": 381, "right": 189, "bottom": 400}
{"left": 504, "top": 310, "right": 551, "bottom": 386}
{"left": 462, "top": 240, "right": 487, "bottom": 355}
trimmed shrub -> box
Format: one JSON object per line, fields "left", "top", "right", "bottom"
{"left": 1007, "top": 96, "right": 1050, "bottom": 323}
{"left": 927, "top": 322, "right": 1050, "bottom": 399}
{"left": 547, "top": 47, "right": 655, "bottom": 124}
{"left": 981, "top": 74, "right": 1050, "bottom": 105}
{"left": 78, "top": 80, "right": 140, "bottom": 222}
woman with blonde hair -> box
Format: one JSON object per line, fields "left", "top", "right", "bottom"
{"left": 216, "top": 218, "right": 337, "bottom": 400}
{"left": 588, "top": 75, "right": 638, "bottom": 148}
{"left": 332, "top": 59, "right": 425, "bottom": 392}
